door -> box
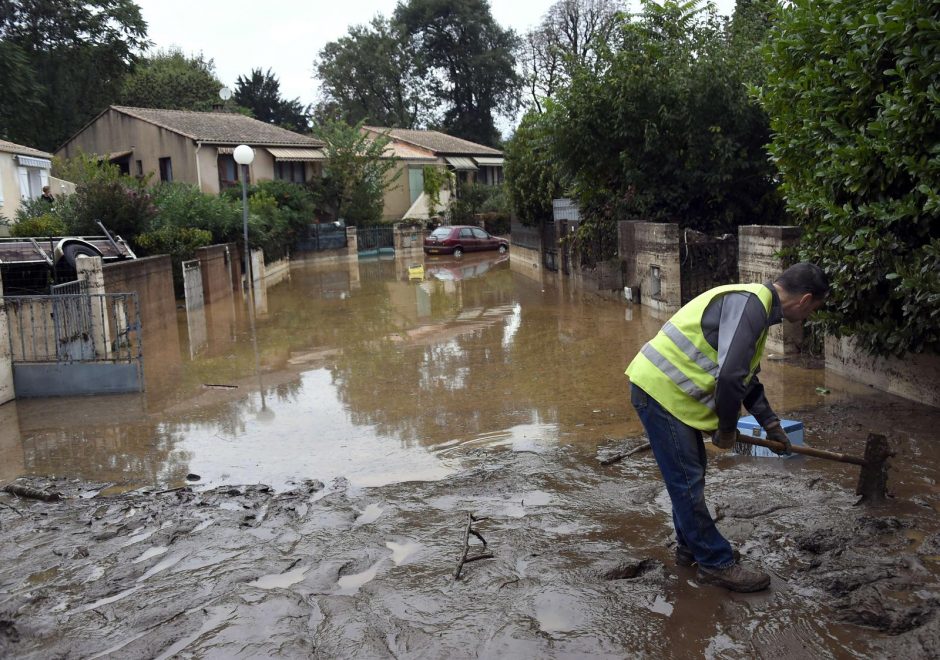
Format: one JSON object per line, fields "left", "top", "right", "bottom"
{"left": 408, "top": 168, "right": 424, "bottom": 205}
{"left": 471, "top": 227, "right": 493, "bottom": 250}
{"left": 458, "top": 227, "right": 476, "bottom": 251}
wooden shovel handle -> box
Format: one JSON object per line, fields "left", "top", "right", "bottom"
{"left": 734, "top": 435, "right": 867, "bottom": 466}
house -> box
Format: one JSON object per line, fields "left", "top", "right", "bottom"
{"left": 56, "top": 106, "right": 326, "bottom": 195}
{"left": 361, "top": 127, "right": 504, "bottom": 221}
{"left": 0, "top": 140, "right": 74, "bottom": 225}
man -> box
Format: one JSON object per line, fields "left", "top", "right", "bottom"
{"left": 40, "top": 186, "right": 54, "bottom": 203}
{"left": 625, "top": 262, "right": 829, "bottom": 592}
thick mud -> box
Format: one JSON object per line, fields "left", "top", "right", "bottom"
{"left": 1, "top": 394, "right": 938, "bottom": 658}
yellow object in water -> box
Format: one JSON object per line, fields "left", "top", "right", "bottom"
{"left": 408, "top": 264, "right": 424, "bottom": 280}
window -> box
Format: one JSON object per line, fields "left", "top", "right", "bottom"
{"left": 459, "top": 228, "right": 474, "bottom": 239}
{"left": 274, "top": 161, "right": 305, "bottom": 183}
{"left": 17, "top": 166, "right": 49, "bottom": 201}
{"left": 218, "top": 155, "right": 238, "bottom": 188}
{"left": 471, "top": 228, "right": 488, "bottom": 239}
{"left": 159, "top": 157, "right": 173, "bottom": 182}
{"left": 135, "top": 160, "right": 143, "bottom": 177}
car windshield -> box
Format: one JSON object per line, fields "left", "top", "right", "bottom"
{"left": 430, "top": 228, "right": 451, "bottom": 239}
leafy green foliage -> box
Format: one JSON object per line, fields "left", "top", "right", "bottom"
{"left": 315, "top": 16, "right": 430, "bottom": 127}
{"left": 313, "top": 121, "right": 399, "bottom": 226}
{"left": 758, "top": 0, "right": 940, "bottom": 356}
{"left": 449, "top": 182, "right": 506, "bottom": 224}
{"left": 394, "top": 0, "right": 520, "bottom": 146}
{"left": 504, "top": 108, "right": 565, "bottom": 226}
{"left": 550, "top": 0, "right": 783, "bottom": 239}
{"left": 0, "top": 0, "right": 149, "bottom": 151}
{"left": 234, "top": 68, "right": 311, "bottom": 132}
{"left": 422, "top": 166, "right": 449, "bottom": 216}
{"left": 9, "top": 210, "right": 67, "bottom": 237}
{"left": 120, "top": 49, "right": 222, "bottom": 111}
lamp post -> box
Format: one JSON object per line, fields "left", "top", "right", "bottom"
{"left": 232, "top": 144, "right": 269, "bottom": 415}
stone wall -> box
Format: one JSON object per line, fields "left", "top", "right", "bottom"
{"left": 826, "top": 336, "right": 940, "bottom": 408}
{"left": 738, "top": 225, "right": 803, "bottom": 354}
{"left": 631, "top": 222, "right": 682, "bottom": 313}
{"left": 394, "top": 224, "right": 425, "bottom": 258}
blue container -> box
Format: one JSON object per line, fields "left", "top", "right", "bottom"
{"left": 734, "top": 416, "right": 804, "bottom": 458}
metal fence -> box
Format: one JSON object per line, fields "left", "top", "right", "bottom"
{"left": 680, "top": 238, "right": 738, "bottom": 304}
{"left": 49, "top": 279, "right": 88, "bottom": 296}
{"left": 295, "top": 223, "right": 348, "bottom": 252}
{"left": 5, "top": 293, "right": 142, "bottom": 364}
{"left": 510, "top": 221, "right": 541, "bottom": 251}
{"left": 357, "top": 225, "right": 395, "bottom": 254}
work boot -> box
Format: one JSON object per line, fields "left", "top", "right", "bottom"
{"left": 675, "top": 545, "right": 740, "bottom": 567}
{"left": 696, "top": 562, "right": 770, "bottom": 593}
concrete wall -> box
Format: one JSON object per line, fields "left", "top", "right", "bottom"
{"left": 826, "top": 336, "right": 940, "bottom": 408}
{"left": 632, "top": 223, "right": 682, "bottom": 313}
{"left": 0, "top": 268, "right": 16, "bottom": 405}
{"left": 194, "top": 243, "right": 236, "bottom": 304}
{"left": 510, "top": 244, "right": 543, "bottom": 282}
{"left": 738, "top": 225, "right": 803, "bottom": 354}
{"left": 293, "top": 227, "right": 359, "bottom": 265}
{"left": 393, "top": 224, "right": 425, "bottom": 258}
{"left": 101, "top": 255, "right": 182, "bottom": 398}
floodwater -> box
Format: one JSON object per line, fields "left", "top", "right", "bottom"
{"left": 0, "top": 251, "right": 874, "bottom": 491}
{"left": 1, "top": 252, "right": 939, "bottom": 658}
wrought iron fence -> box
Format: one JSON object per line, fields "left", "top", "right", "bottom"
{"left": 510, "top": 221, "right": 541, "bottom": 251}
{"left": 4, "top": 293, "right": 142, "bottom": 364}
{"left": 295, "top": 223, "right": 348, "bottom": 252}
{"left": 49, "top": 279, "right": 88, "bottom": 296}
{"left": 357, "top": 225, "right": 395, "bottom": 254}
{"left": 680, "top": 238, "right": 738, "bottom": 304}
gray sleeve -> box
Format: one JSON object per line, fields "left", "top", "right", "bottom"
{"left": 742, "top": 368, "right": 779, "bottom": 429}
{"left": 714, "top": 292, "right": 770, "bottom": 432}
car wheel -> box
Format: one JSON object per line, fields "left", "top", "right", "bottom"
{"left": 498, "top": 244, "right": 507, "bottom": 254}
{"left": 62, "top": 243, "right": 102, "bottom": 268}
{"left": 453, "top": 247, "right": 464, "bottom": 257}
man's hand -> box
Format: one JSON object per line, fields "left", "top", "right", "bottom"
{"left": 713, "top": 428, "right": 739, "bottom": 449}
{"left": 764, "top": 422, "right": 791, "bottom": 455}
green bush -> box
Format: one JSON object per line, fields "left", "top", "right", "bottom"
{"left": 504, "top": 108, "right": 564, "bottom": 226}
{"left": 450, "top": 182, "right": 503, "bottom": 224}
{"left": 759, "top": 0, "right": 940, "bottom": 356}
{"left": 136, "top": 225, "right": 214, "bottom": 294}
{"left": 151, "top": 182, "right": 242, "bottom": 244}
{"left": 10, "top": 213, "right": 68, "bottom": 237}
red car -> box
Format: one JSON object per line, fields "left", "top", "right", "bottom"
{"left": 423, "top": 225, "right": 509, "bottom": 257}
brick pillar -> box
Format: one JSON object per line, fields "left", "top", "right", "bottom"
{"left": 738, "top": 225, "right": 803, "bottom": 354}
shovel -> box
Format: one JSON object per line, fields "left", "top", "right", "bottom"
{"left": 734, "top": 432, "right": 892, "bottom": 503}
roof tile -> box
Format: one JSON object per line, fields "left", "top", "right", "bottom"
{"left": 364, "top": 127, "right": 501, "bottom": 156}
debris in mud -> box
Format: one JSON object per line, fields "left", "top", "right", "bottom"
{"left": 597, "top": 438, "right": 651, "bottom": 466}
{"left": 597, "top": 558, "right": 661, "bottom": 581}
{"left": 454, "top": 512, "right": 493, "bottom": 580}
{"left": 2, "top": 482, "right": 61, "bottom": 502}
{"left": 838, "top": 583, "right": 936, "bottom": 634}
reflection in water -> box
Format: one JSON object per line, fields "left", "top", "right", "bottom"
{"left": 4, "top": 251, "right": 873, "bottom": 490}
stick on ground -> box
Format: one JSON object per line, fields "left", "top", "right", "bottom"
{"left": 2, "top": 484, "right": 61, "bottom": 502}
{"left": 454, "top": 512, "right": 493, "bottom": 580}
{"left": 600, "top": 441, "right": 652, "bottom": 466}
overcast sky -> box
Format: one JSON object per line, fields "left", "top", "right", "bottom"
{"left": 135, "top": 0, "right": 737, "bottom": 112}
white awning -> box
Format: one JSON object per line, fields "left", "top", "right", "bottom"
{"left": 16, "top": 155, "right": 51, "bottom": 169}
{"left": 266, "top": 147, "right": 326, "bottom": 162}
{"left": 474, "top": 156, "right": 504, "bottom": 166}
{"left": 445, "top": 156, "right": 478, "bottom": 171}
{"left": 216, "top": 146, "right": 235, "bottom": 155}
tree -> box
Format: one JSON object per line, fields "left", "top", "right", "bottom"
{"left": 234, "top": 68, "right": 311, "bottom": 132}
{"left": 120, "top": 49, "right": 222, "bottom": 110}
{"left": 504, "top": 108, "right": 565, "bottom": 226}
{"left": 758, "top": 0, "right": 940, "bottom": 356}
{"left": 315, "top": 16, "right": 429, "bottom": 128}
{"left": 312, "top": 121, "right": 399, "bottom": 225}
{"left": 0, "top": 0, "right": 149, "bottom": 151}
{"left": 520, "top": 0, "right": 625, "bottom": 112}
{"left": 549, "top": 0, "right": 783, "bottom": 237}
{"left": 394, "top": 0, "right": 521, "bottom": 146}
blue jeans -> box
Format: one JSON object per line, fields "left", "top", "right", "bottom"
{"left": 630, "top": 384, "right": 735, "bottom": 569}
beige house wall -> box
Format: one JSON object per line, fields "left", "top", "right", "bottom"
{"left": 381, "top": 160, "right": 445, "bottom": 222}
{"left": 58, "top": 109, "right": 197, "bottom": 186}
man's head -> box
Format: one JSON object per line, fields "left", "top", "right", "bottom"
{"left": 42, "top": 186, "right": 50, "bottom": 194}
{"left": 773, "top": 262, "right": 829, "bottom": 322}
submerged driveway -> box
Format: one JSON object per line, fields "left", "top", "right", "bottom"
{"left": 0, "top": 253, "right": 938, "bottom": 657}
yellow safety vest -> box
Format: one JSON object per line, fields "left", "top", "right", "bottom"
{"left": 625, "top": 284, "right": 773, "bottom": 431}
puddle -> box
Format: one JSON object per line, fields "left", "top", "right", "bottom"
{"left": 336, "top": 562, "right": 382, "bottom": 595}
{"left": 354, "top": 503, "right": 384, "bottom": 526}
{"left": 534, "top": 591, "right": 587, "bottom": 633}
{"left": 248, "top": 565, "right": 310, "bottom": 590}
{"left": 385, "top": 540, "right": 421, "bottom": 565}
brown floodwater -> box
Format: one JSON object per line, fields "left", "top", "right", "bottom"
{"left": 0, "top": 252, "right": 883, "bottom": 492}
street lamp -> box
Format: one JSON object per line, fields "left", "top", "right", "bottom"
{"left": 232, "top": 144, "right": 269, "bottom": 414}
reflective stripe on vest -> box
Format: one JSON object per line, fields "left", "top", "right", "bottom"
{"left": 625, "top": 284, "right": 773, "bottom": 431}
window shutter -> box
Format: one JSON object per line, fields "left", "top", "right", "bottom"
{"left": 17, "top": 167, "right": 30, "bottom": 199}
{"left": 40, "top": 169, "right": 50, "bottom": 189}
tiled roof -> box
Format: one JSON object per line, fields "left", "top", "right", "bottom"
{"left": 363, "top": 127, "right": 501, "bottom": 156}
{"left": 0, "top": 139, "right": 53, "bottom": 159}
{"left": 111, "top": 106, "right": 324, "bottom": 147}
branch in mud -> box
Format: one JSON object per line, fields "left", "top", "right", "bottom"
{"left": 0, "top": 500, "right": 24, "bottom": 516}
{"left": 454, "top": 512, "right": 494, "bottom": 580}
{"left": 599, "top": 441, "right": 652, "bottom": 466}
{"left": 3, "top": 484, "right": 61, "bottom": 502}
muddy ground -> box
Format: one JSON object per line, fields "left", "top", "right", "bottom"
{"left": 0, "top": 396, "right": 938, "bottom": 659}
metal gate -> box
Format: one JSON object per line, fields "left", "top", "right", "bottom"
{"left": 680, "top": 237, "right": 738, "bottom": 304}
{"left": 295, "top": 223, "right": 348, "bottom": 252}
{"left": 5, "top": 292, "right": 143, "bottom": 397}
{"left": 357, "top": 225, "right": 394, "bottom": 256}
